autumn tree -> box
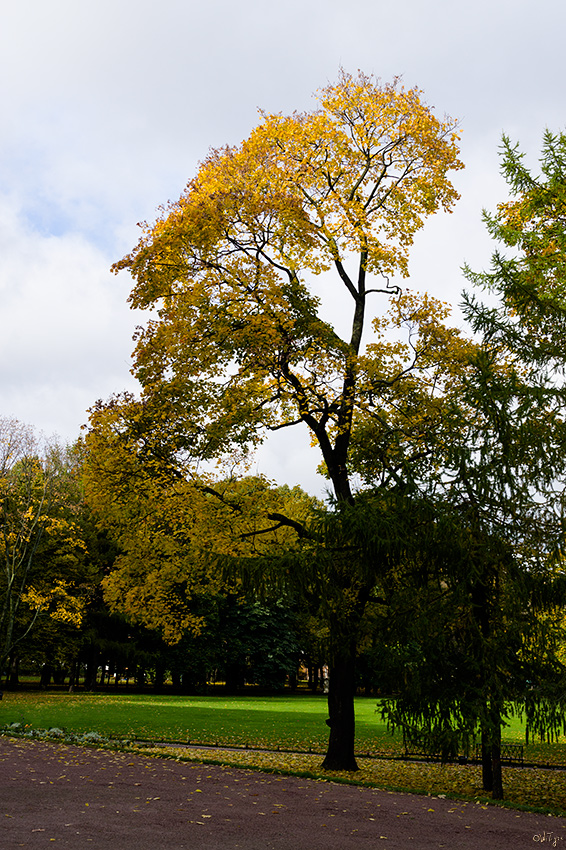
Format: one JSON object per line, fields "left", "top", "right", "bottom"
{"left": 88, "top": 70, "right": 463, "bottom": 770}
{"left": 0, "top": 418, "right": 89, "bottom": 680}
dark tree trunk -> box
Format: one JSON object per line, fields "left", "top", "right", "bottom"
{"left": 52, "top": 664, "right": 66, "bottom": 686}
{"left": 154, "top": 663, "right": 165, "bottom": 692}
{"left": 320, "top": 564, "right": 372, "bottom": 772}
{"left": 6, "top": 655, "right": 19, "bottom": 688}
{"left": 225, "top": 663, "right": 244, "bottom": 694}
{"left": 481, "top": 707, "right": 504, "bottom": 799}
{"left": 472, "top": 574, "right": 505, "bottom": 799}
{"left": 322, "top": 647, "right": 359, "bottom": 771}
{"left": 491, "top": 738, "right": 503, "bottom": 800}
{"left": 68, "top": 659, "right": 77, "bottom": 693}
{"left": 481, "top": 730, "right": 493, "bottom": 792}
{"left": 83, "top": 650, "right": 100, "bottom": 691}
{"left": 40, "top": 663, "right": 52, "bottom": 688}
{"left": 288, "top": 668, "right": 297, "bottom": 692}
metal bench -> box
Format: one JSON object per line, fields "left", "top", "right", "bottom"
{"left": 474, "top": 742, "right": 524, "bottom": 766}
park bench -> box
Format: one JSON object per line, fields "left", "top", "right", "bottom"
{"left": 473, "top": 742, "right": 524, "bottom": 766}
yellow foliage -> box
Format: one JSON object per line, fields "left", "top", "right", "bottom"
{"left": 85, "top": 70, "right": 466, "bottom": 643}
{"left": 110, "top": 71, "right": 463, "bottom": 483}
{"left": 22, "top": 580, "right": 85, "bottom": 628}
{"left": 85, "top": 395, "right": 317, "bottom": 640}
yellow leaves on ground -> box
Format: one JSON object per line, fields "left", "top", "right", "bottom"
{"left": 156, "top": 745, "right": 566, "bottom": 815}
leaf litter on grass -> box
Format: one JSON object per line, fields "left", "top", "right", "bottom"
{"left": 152, "top": 745, "right": 566, "bottom": 815}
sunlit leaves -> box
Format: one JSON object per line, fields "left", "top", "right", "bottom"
{"left": 21, "top": 580, "right": 85, "bottom": 628}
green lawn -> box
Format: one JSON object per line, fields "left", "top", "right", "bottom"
{"left": 0, "top": 691, "right": 397, "bottom": 752}
{"left": 1, "top": 690, "right": 564, "bottom": 764}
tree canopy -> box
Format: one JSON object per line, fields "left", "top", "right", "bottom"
{"left": 111, "top": 69, "right": 462, "bottom": 502}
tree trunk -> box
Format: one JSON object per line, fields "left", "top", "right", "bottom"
{"left": 481, "top": 730, "right": 493, "bottom": 792}
{"left": 154, "top": 663, "right": 165, "bottom": 692}
{"left": 68, "top": 659, "right": 77, "bottom": 693}
{"left": 490, "top": 720, "right": 503, "bottom": 800}
{"left": 52, "top": 664, "right": 66, "bottom": 686}
{"left": 40, "top": 663, "right": 52, "bottom": 688}
{"left": 83, "top": 649, "right": 100, "bottom": 691}
{"left": 6, "top": 654, "right": 19, "bottom": 688}
{"left": 481, "top": 707, "right": 504, "bottom": 799}
{"left": 322, "top": 648, "right": 359, "bottom": 771}
{"left": 308, "top": 664, "right": 320, "bottom": 692}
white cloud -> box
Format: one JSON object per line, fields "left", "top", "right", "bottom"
{"left": 0, "top": 199, "right": 139, "bottom": 440}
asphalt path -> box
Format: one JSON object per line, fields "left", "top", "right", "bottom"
{"left": 0, "top": 737, "right": 564, "bottom": 849}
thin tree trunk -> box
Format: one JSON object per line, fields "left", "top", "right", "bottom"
{"left": 490, "top": 720, "right": 503, "bottom": 800}
{"left": 481, "top": 729, "right": 493, "bottom": 792}
{"left": 68, "top": 659, "right": 76, "bottom": 693}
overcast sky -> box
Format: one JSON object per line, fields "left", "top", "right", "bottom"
{"left": 1, "top": 0, "right": 565, "bottom": 494}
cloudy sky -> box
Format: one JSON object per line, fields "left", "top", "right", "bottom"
{"left": 1, "top": 0, "right": 565, "bottom": 494}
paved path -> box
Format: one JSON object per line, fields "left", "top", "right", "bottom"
{"left": 0, "top": 737, "right": 564, "bottom": 849}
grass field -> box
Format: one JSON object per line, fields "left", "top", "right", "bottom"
{"left": 2, "top": 691, "right": 566, "bottom": 814}
{"left": 0, "top": 691, "right": 395, "bottom": 752}
{"left": 1, "top": 690, "right": 564, "bottom": 762}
